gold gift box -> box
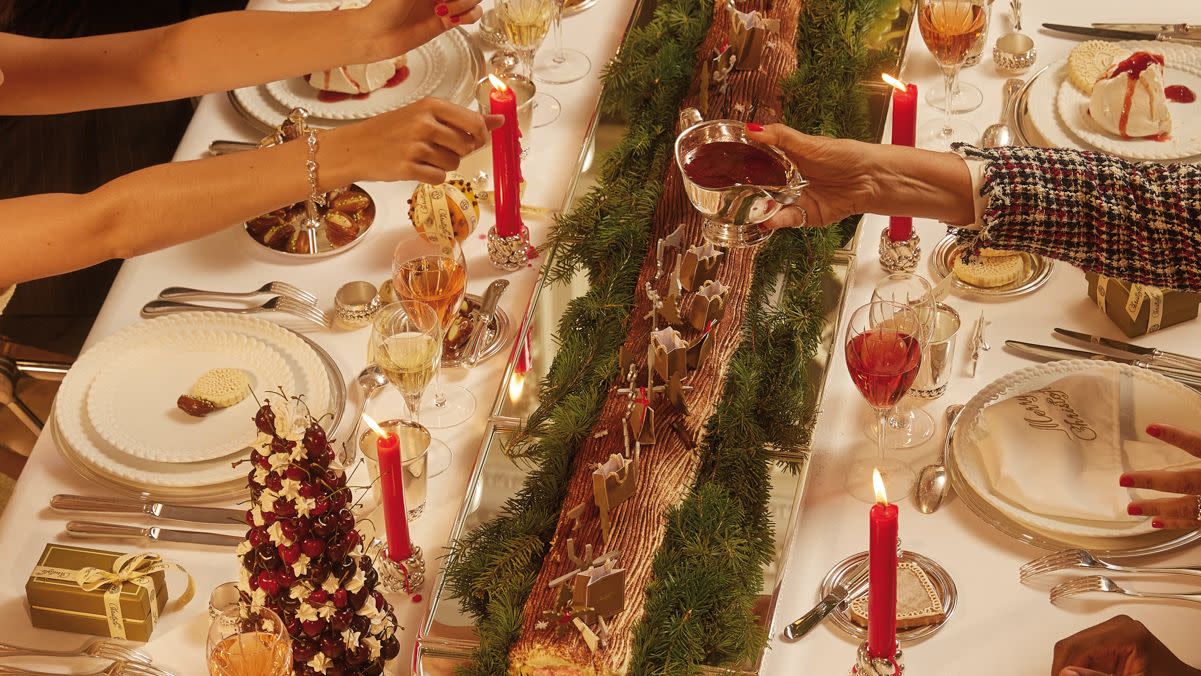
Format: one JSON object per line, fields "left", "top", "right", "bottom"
{"left": 26, "top": 544, "right": 168, "bottom": 642}
{"left": 1086, "top": 272, "right": 1201, "bottom": 338}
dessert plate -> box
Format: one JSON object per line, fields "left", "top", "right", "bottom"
{"left": 949, "top": 360, "right": 1201, "bottom": 556}
{"left": 264, "top": 28, "right": 468, "bottom": 120}
{"left": 1057, "top": 60, "right": 1201, "bottom": 161}
{"left": 86, "top": 330, "right": 294, "bottom": 464}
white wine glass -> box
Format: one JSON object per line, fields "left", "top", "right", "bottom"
{"left": 392, "top": 237, "right": 477, "bottom": 430}
{"left": 369, "top": 300, "right": 451, "bottom": 477}
{"left": 532, "top": 0, "right": 590, "bottom": 84}
{"left": 207, "top": 605, "right": 291, "bottom": 676}
{"left": 866, "top": 273, "right": 937, "bottom": 449}
{"left": 496, "top": 0, "right": 562, "bottom": 126}
{"left": 917, "top": 0, "right": 987, "bottom": 149}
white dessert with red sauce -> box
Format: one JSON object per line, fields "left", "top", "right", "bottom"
{"left": 306, "top": 55, "right": 409, "bottom": 103}
{"left": 1087, "top": 51, "right": 1172, "bottom": 139}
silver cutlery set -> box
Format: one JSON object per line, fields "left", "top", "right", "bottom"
{"left": 139, "top": 280, "right": 327, "bottom": 328}
{"left": 1023, "top": 548, "right": 1201, "bottom": 605}
{"left": 53, "top": 494, "right": 244, "bottom": 547}
{"left": 0, "top": 637, "right": 173, "bottom": 676}
{"left": 1044, "top": 22, "right": 1201, "bottom": 44}
{"left": 1006, "top": 328, "right": 1201, "bottom": 391}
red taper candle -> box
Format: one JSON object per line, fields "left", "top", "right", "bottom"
{"left": 884, "top": 74, "right": 917, "bottom": 242}
{"left": 368, "top": 416, "right": 412, "bottom": 562}
{"left": 867, "top": 467, "right": 898, "bottom": 658}
{"left": 488, "top": 75, "right": 523, "bottom": 238}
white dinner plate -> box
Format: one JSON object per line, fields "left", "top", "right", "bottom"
{"left": 86, "top": 330, "right": 294, "bottom": 463}
{"left": 55, "top": 313, "right": 330, "bottom": 489}
{"left": 952, "top": 360, "right": 1201, "bottom": 543}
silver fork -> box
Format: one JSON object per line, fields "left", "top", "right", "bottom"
{"left": 0, "top": 661, "right": 175, "bottom": 676}
{"left": 1021, "top": 548, "right": 1201, "bottom": 582}
{"left": 1050, "top": 575, "right": 1201, "bottom": 605}
{"left": 0, "top": 638, "right": 151, "bottom": 663}
{"left": 142, "top": 297, "right": 328, "bottom": 328}
{"left": 159, "top": 282, "right": 317, "bottom": 305}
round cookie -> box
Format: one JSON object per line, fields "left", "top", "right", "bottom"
{"left": 953, "top": 254, "right": 1025, "bottom": 288}
{"left": 1068, "top": 41, "right": 1127, "bottom": 94}
{"left": 190, "top": 368, "right": 252, "bottom": 409}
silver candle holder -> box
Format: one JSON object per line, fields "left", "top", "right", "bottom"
{"left": 487, "top": 226, "right": 531, "bottom": 272}
{"left": 853, "top": 643, "right": 904, "bottom": 676}
{"left": 377, "top": 543, "right": 426, "bottom": 597}
{"left": 879, "top": 226, "right": 920, "bottom": 273}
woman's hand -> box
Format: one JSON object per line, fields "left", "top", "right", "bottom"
{"left": 1123, "top": 424, "right": 1201, "bottom": 529}
{"left": 1052, "top": 615, "right": 1200, "bottom": 676}
{"left": 744, "top": 124, "right": 881, "bottom": 229}
{"left": 331, "top": 97, "right": 503, "bottom": 185}
{"left": 358, "top": 0, "right": 485, "bottom": 57}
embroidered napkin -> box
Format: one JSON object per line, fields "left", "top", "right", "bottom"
{"left": 972, "top": 371, "right": 1201, "bottom": 523}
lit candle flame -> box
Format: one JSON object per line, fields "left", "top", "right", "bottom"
{"left": 508, "top": 371, "right": 525, "bottom": 403}
{"left": 361, "top": 413, "right": 386, "bottom": 437}
{"left": 488, "top": 74, "right": 508, "bottom": 92}
{"left": 872, "top": 468, "right": 889, "bottom": 506}
{"left": 881, "top": 73, "right": 908, "bottom": 93}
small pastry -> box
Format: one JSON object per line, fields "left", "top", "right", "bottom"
{"left": 177, "top": 368, "right": 251, "bottom": 417}
{"left": 953, "top": 254, "right": 1024, "bottom": 288}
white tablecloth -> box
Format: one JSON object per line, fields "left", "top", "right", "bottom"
{"left": 764, "top": 2, "right": 1201, "bottom": 674}
{"left": 0, "top": 1, "right": 634, "bottom": 673}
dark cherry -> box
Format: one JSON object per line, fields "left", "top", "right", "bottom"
{"left": 323, "top": 468, "right": 346, "bottom": 488}
{"left": 286, "top": 616, "right": 303, "bottom": 637}
{"left": 273, "top": 497, "right": 297, "bottom": 517}
{"left": 349, "top": 587, "right": 370, "bottom": 610}
{"left": 271, "top": 437, "right": 296, "bottom": 456}
{"left": 257, "top": 543, "right": 281, "bottom": 569}
{"left": 364, "top": 663, "right": 385, "bottom": 676}
{"left": 293, "top": 638, "right": 318, "bottom": 662}
{"left": 311, "top": 495, "right": 331, "bottom": 517}
{"left": 332, "top": 588, "right": 349, "bottom": 609}
{"left": 330, "top": 608, "right": 354, "bottom": 631}
{"left": 299, "top": 482, "right": 321, "bottom": 499}
{"left": 307, "top": 588, "right": 329, "bottom": 606}
{"left": 345, "top": 645, "right": 370, "bottom": 666}
{"left": 301, "top": 538, "right": 326, "bottom": 558}
{"left": 285, "top": 465, "right": 309, "bottom": 482}
{"left": 344, "top": 530, "right": 362, "bottom": 551}
{"left": 276, "top": 567, "right": 296, "bottom": 588}
{"left": 319, "top": 635, "right": 345, "bottom": 659}
{"left": 381, "top": 636, "right": 401, "bottom": 661}
{"left": 307, "top": 562, "right": 330, "bottom": 584}
{"left": 363, "top": 566, "right": 378, "bottom": 590}
{"left": 336, "top": 509, "right": 355, "bottom": 533}
{"left": 261, "top": 510, "right": 278, "bottom": 526}
{"left": 330, "top": 487, "right": 350, "bottom": 508}
{"left": 241, "top": 552, "right": 256, "bottom": 570}
{"left": 304, "top": 423, "right": 328, "bottom": 449}
{"left": 246, "top": 468, "right": 260, "bottom": 489}
{"left": 279, "top": 542, "right": 302, "bottom": 565}
{"left": 280, "top": 519, "right": 300, "bottom": 542}
{"left": 302, "top": 618, "right": 327, "bottom": 638}
{"left": 311, "top": 514, "right": 335, "bottom": 537}
{"left": 326, "top": 665, "right": 349, "bottom": 676}
{"left": 257, "top": 571, "right": 282, "bottom": 596}
{"left": 265, "top": 472, "right": 283, "bottom": 492}
{"left": 254, "top": 402, "right": 277, "bottom": 435}
{"left": 350, "top": 614, "right": 371, "bottom": 635}
{"left": 248, "top": 527, "right": 269, "bottom": 547}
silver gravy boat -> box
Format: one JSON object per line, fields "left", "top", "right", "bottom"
{"left": 674, "top": 108, "right": 808, "bottom": 247}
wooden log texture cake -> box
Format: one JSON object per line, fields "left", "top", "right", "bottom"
{"left": 509, "top": 0, "right": 802, "bottom": 672}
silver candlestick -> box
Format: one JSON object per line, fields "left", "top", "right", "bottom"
{"left": 487, "top": 226, "right": 530, "bottom": 272}
{"left": 853, "top": 643, "right": 904, "bottom": 676}
{"left": 878, "top": 226, "right": 920, "bottom": 273}
{"left": 377, "top": 544, "right": 426, "bottom": 596}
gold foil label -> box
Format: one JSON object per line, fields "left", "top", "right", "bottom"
{"left": 412, "top": 184, "right": 455, "bottom": 249}
{"left": 1095, "top": 275, "right": 1108, "bottom": 313}
{"left": 103, "top": 583, "right": 126, "bottom": 640}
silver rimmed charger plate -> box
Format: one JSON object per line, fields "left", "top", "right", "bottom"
{"left": 818, "top": 550, "right": 957, "bottom": 644}
{"left": 930, "top": 235, "right": 1053, "bottom": 299}
{"left": 52, "top": 331, "right": 346, "bottom": 504}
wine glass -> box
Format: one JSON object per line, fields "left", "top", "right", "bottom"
{"left": 917, "top": 0, "right": 987, "bottom": 149}
{"left": 925, "top": 0, "right": 993, "bottom": 112}
{"left": 844, "top": 300, "right": 924, "bottom": 502}
{"left": 369, "top": 300, "right": 451, "bottom": 477}
{"left": 496, "top": 0, "right": 561, "bottom": 127}
{"left": 207, "top": 605, "right": 291, "bottom": 676}
{"left": 867, "top": 273, "right": 937, "bottom": 449}
{"left": 392, "top": 236, "right": 476, "bottom": 430}
{"left": 532, "top": 0, "right": 591, "bottom": 84}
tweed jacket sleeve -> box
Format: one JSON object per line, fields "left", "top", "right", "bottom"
{"left": 950, "top": 144, "right": 1201, "bottom": 293}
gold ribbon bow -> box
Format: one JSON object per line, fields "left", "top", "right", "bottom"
{"left": 74, "top": 553, "right": 194, "bottom": 640}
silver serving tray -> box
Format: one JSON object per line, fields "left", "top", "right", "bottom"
{"left": 929, "top": 234, "right": 1053, "bottom": 299}
{"left": 818, "top": 550, "right": 957, "bottom": 644}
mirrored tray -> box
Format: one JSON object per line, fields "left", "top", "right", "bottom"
{"left": 51, "top": 331, "right": 346, "bottom": 504}
{"left": 929, "top": 234, "right": 1053, "bottom": 299}
{"left": 818, "top": 550, "right": 957, "bottom": 644}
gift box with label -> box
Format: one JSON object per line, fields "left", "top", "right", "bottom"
{"left": 1086, "top": 272, "right": 1201, "bottom": 338}
{"left": 25, "top": 545, "right": 171, "bottom": 641}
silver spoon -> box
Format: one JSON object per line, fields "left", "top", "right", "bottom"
{"left": 915, "top": 404, "right": 964, "bottom": 514}
{"left": 339, "top": 365, "right": 389, "bottom": 465}
{"left": 981, "top": 78, "right": 1024, "bottom": 148}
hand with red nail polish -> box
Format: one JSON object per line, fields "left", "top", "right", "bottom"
{"left": 1118, "top": 424, "right": 1201, "bottom": 530}
{"left": 1052, "top": 615, "right": 1201, "bottom": 676}
{"left": 355, "top": 0, "right": 485, "bottom": 58}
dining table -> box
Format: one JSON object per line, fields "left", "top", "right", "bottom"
{"left": 1, "top": 0, "right": 1201, "bottom": 674}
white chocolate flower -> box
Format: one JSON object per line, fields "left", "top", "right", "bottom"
{"left": 321, "top": 575, "right": 340, "bottom": 594}
{"left": 267, "top": 521, "right": 287, "bottom": 547}
{"left": 307, "top": 653, "right": 330, "bottom": 674}
{"left": 296, "top": 603, "right": 320, "bottom": 623}
{"left": 356, "top": 595, "right": 378, "bottom": 618}
{"left": 235, "top": 540, "right": 252, "bottom": 556}
{"left": 345, "top": 569, "right": 366, "bottom": 593}
{"left": 292, "top": 553, "right": 311, "bottom": 578}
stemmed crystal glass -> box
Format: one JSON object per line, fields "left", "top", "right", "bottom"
{"left": 844, "top": 300, "right": 924, "bottom": 502}
{"left": 369, "top": 300, "right": 451, "bottom": 477}
{"left": 207, "top": 606, "right": 291, "bottom": 676}
{"left": 917, "top": 0, "right": 988, "bottom": 149}
{"left": 867, "top": 273, "right": 937, "bottom": 448}
{"left": 532, "top": 0, "right": 590, "bottom": 84}
{"left": 392, "top": 236, "right": 476, "bottom": 429}
{"left": 496, "top": 0, "right": 561, "bottom": 126}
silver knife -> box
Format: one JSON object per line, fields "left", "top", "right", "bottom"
{"left": 1005, "top": 340, "right": 1201, "bottom": 388}
{"left": 463, "top": 279, "right": 509, "bottom": 368}
{"left": 1053, "top": 328, "right": 1201, "bottom": 372}
{"left": 66, "top": 521, "right": 243, "bottom": 547}
{"left": 1092, "top": 23, "right": 1201, "bottom": 34}
{"left": 782, "top": 560, "right": 870, "bottom": 641}
{"left": 1042, "top": 23, "right": 1201, "bottom": 43}
{"left": 52, "top": 494, "right": 245, "bottom": 526}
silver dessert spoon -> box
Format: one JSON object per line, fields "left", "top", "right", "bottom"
{"left": 915, "top": 404, "right": 964, "bottom": 514}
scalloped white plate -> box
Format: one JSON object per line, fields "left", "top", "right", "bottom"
{"left": 953, "top": 360, "right": 1201, "bottom": 541}
{"left": 263, "top": 29, "right": 464, "bottom": 120}
{"left": 86, "top": 330, "right": 294, "bottom": 463}
{"left": 55, "top": 313, "right": 330, "bottom": 489}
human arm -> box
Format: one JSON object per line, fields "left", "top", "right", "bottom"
{"left": 0, "top": 98, "right": 500, "bottom": 288}
{"left": 1052, "top": 615, "right": 1201, "bottom": 676}
{"left": 0, "top": 0, "right": 482, "bottom": 115}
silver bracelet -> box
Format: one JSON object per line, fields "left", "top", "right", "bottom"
{"left": 305, "top": 129, "right": 325, "bottom": 206}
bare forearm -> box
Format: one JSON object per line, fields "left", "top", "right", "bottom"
{"left": 0, "top": 129, "right": 360, "bottom": 287}
{"left": 870, "top": 145, "right": 976, "bottom": 225}
{"left": 0, "top": 9, "right": 385, "bottom": 115}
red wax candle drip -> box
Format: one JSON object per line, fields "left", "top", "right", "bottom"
{"left": 376, "top": 432, "right": 413, "bottom": 562}
{"left": 867, "top": 499, "right": 899, "bottom": 658}
{"left": 489, "top": 80, "right": 524, "bottom": 238}
{"left": 888, "top": 81, "right": 917, "bottom": 242}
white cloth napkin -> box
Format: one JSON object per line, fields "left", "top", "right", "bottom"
{"left": 973, "top": 371, "right": 1201, "bottom": 523}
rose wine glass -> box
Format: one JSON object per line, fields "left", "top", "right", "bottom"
{"left": 369, "top": 300, "right": 451, "bottom": 477}
{"left": 845, "top": 300, "right": 924, "bottom": 502}
{"left": 392, "top": 236, "right": 476, "bottom": 430}
{"left": 917, "top": 0, "right": 987, "bottom": 150}
{"left": 532, "top": 0, "right": 590, "bottom": 84}
{"left": 866, "top": 273, "right": 937, "bottom": 448}
{"left": 496, "top": 0, "right": 561, "bottom": 127}
{"left": 207, "top": 606, "right": 291, "bottom": 676}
